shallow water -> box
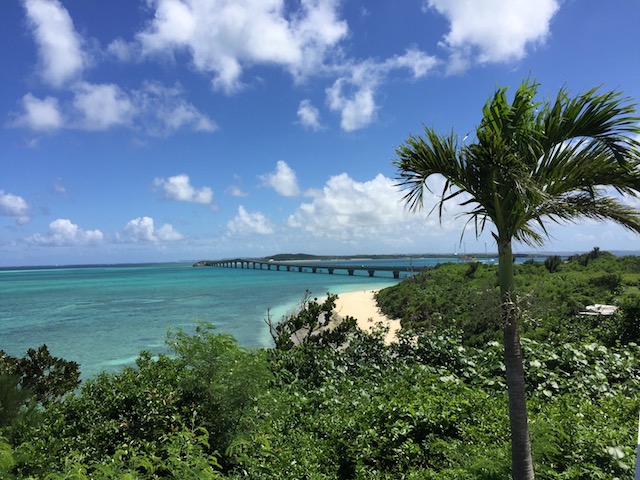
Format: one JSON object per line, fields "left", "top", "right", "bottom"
{"left": 1, "top": 262, "right": 400, "bottom": 378}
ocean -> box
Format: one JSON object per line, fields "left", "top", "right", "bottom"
{"left": 2, "top": 256, "right": 549, "bottom": 378}
{"left": 1, "top": 261, "right": 414, "bottom": 378}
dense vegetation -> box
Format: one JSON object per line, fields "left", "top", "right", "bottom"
{"left": 1, "top": 251, "right": 639, "bottom": 478}
{"left": 376, "top": 249, "right": 640, "bottom": 347}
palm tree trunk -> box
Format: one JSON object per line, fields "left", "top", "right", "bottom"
{"left": 498, "top": 238, "right": 535, "bottom": 480}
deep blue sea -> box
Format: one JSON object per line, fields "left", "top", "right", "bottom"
{"left": 1, "top": 256, "right": 534, "bottom": 378}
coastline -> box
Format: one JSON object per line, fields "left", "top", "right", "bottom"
{"left": 333, "top": 289, "right": 401, "bottom": 344}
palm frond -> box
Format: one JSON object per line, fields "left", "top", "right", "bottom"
{"left": 393, "top": 80, "right": 640, "bottom": 246}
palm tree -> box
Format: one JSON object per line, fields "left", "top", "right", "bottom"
{"left": 393, "top": 80, "right": 640, "bottom": 479}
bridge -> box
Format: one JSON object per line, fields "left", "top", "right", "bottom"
{"left": 195, "top": 259, "right": 427, "bottom": 279}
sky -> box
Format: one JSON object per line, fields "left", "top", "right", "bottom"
{"left": 1, "top": 0, "right": 639, "bottom": 266}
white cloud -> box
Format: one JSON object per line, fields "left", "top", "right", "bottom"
{"left": 0, "top": 190, "right": 30, "bottom": 224}
{"left": 226, "top": 185, "right": 249, "bottom": 197}
{"left": 72, "top": 81, "right": 216, "bottom": 135}
{"left": 72, "top": 82, "right": 135, "bottom": 130}
{"left": 154, "top": 174, "right": 214, "bottom": 205}
{"left": 425, "top": 0, "right": 560, "bottom": 72}
{"left": 26, "top": 218, "right": 103, "bottom": 246}
{"left": 9, "top": 94, "right": 63, "bottom": 131}
{"left": 287, "top": 173, "right": 407, "bottom": 237}
{"left": 13, "top": 0, "right": 217, "bottom": 138}
{"left": 10, "top": 82, "right": 216, "bottom": 137}
{"left": 23, "top": 0, "right": 86, "bottom": 87}
{"left": 16, "top": 0, "right": 439, "bottom": 136}
{"left": 124, "top": 216, "right": 184, "bottom": 242}
{"left": 133, "top": 82, "right": 218, "bottom": 136}
{"left": 261, "top": 160, "right": 301, "bottom": 197}
{"left": 134, "top": 0, "right": 348, "bottom": 93}
{"left": 326, "top": 49, "right": 438, "bottom": 131}
{"left": 227, "top": 206, "right": 274, "bottom": 235}
{"left": 384, "top": 48, "right": 440, "bottom": 78}
{"left": 53, "top": 178, "right": 73, "bottom": 201}
{"left": 106, "top": 38, "right": 133, "bottom": 62}
{"left": 326, "top": 78, "right": 377, "bottom": 132}
{"left": 287, "top": 173, "right": 469, "bottom": 242}
{"left": 297, "top": 99, "right": 323, "bottom": 130}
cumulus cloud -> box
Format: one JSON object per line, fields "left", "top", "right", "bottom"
{"left": 384, "top": 48, "right": 441, "bottom": 78}
{"left": 72, "top": 82, "right": 135, "bottom": 130}
{"left": 9, "top": 94, "right": 63, "bottom": 131}
{"left": 227, "top": 206, "right": 274, "bottom": 235}
{"left": 123, "top": 1, "right": 436, "bottom": 131}
{"left": 10, "top": 82, "right": 216, "bottom": 136}
{"left": 0, "top": 190, "right": 30, "bottom": 224}
{"left": 297, "top": 99, "right": 323, "bottom": 130}
{"left": 14, "top": 1, "right": 216, "bottom": 137}
{"left": 124, "top": 216, "right": 184, "bottom": 242}
{"left": 23, "top": 0, "right": 86, "bottom": 87}
{"left": 425, "top": 0, "right": 560, "bottom": 72}
{"left": 154, "top": 174, "right": 214, "bottom": 205}
{"left": 134, "top": 0, "right": 348, "bottom": 93}
{"left": 326, "top": 79, "right": 377, "bottom": 132}
{"left": 261, "top": 161, "right": 301, "bottom": 197}
{"left": 26, "top": 218, "right": 103, "bottom": 246}
{"left": 287, "top": 173, "right": 469, "bottom": 242}
{"left": 15, "top": 0, "right": 440, "bottom": 135}
{"left": 287, "top": 173, "right": 407, "bottom": 237}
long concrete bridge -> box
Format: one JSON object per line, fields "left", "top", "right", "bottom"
{"left": 196, "top": 259, "right": 427, "bottom": 279}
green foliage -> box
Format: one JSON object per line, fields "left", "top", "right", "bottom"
{"left": 621, "top": 295, "right": 640, "bottom": 341}
{"left": 226, "top": 329, "right": 638, "bottom": 479}
{"left": 265, "top": 290, "right": 358, "bottom": 350}
{"left": 167, "top": 323, "right": 273, "bottom": 461}
{"left": 0, "top": 375, "right": 29, "bottom": 429}
{"left": 0, "top": 345, "right": 80, "bottom": 405}
{"left": 375, "top": 262, "right": 502, "bottom": 346}
{"left": 544, "top": 255, "right": 562, "bottom": 273}
{"left": 377, "top": 252, "right": 640, "bottom": 347}
{"left": 4, "top": 268, "right": 640, "bottom": 479}
{"left": 0, "top": 437, "right": 16, "bottom": 479}
{"left": 0, "top": 345, "right": 79, "bottom": 438}
{"left": 8, "top": 324, "right": 273, "bottom": 478}
{"left": 567, "top": 246, "right": 603, "bottom": 267}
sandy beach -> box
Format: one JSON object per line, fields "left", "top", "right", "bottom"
{"left": 333, "top": 289, "right": 401, "bottom": 344}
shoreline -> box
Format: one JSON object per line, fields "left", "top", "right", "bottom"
{"left": 333, "top": 289, "right": 401, "bottom": 344}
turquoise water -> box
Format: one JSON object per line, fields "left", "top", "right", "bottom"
{"left": 1, "top": 262, "right": 401, "bottom": 378}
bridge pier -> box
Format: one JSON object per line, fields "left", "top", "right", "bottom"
{"left": 201, "top": 258, "right": 424, "bottom": 279}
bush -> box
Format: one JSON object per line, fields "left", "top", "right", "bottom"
{"left": 0, "top": 345, "right": 80, "bottom": 405}
{"left": 544, "top": 255, "right": 562, "bottom": 273}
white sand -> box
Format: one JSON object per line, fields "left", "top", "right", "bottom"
{"left": 333, "top": 289, "right": 401, "bottom": 344}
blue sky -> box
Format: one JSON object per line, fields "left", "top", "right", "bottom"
{"left": 1, "top": 0, "right": 639, "bottom": 266}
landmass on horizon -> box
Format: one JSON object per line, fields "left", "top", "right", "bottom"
{"left": 192, "top": 249, "right": 640, "bottom": 265}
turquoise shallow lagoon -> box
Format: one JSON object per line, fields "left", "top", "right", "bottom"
{"left": 1, "top": 262, "right": 401, "bottom": 378}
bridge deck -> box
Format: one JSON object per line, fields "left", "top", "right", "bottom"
{"left": 197, "top": 258, "right": 427, "bottom": 278}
